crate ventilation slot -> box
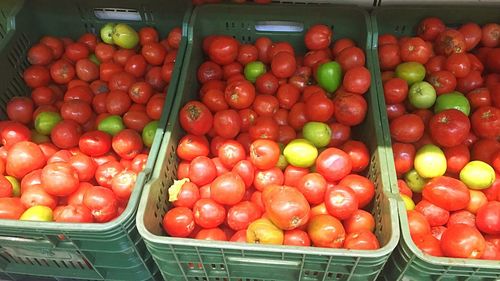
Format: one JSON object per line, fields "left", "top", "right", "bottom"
{"left": 93, "top": 8, "right": 142, "bottom": 21}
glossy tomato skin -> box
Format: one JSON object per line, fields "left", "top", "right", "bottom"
{"left": 193, "top": 198, "right": 226, "bottom": 228}
{"left": 343, "top": 209, "right": 375, "bottom": 234}
{"left": 307, "top": 214, "right": 345, "bottom": 248}
{"left": 444, "top": 144, "right": 470, "bottom": 174}
{"left": 20, "top": 184, "right": 57, "bottom": 209}
{"left": 392, "top": 142, "right": 416, "bottom": 175}
{"left": 41, "top": 162, "right": 79, "bottom": 197}
{"left": 315, "top": 148, "right": 352, "bottom": 182}
{"left": 283, "top": 229, "right": 311, "bottom": 246}
{"left": 390, "top": 114, "right": 424, "bottom": 143}
{"left": 95, "top": 161, "right": 124, "bottom": 188}
{"left": 6, "top": 141, "right": 46, "bottom": 179}
{"left": 83, "top": 185, "right": 118, "bottom": 222}
{"left": 6, "top": 97, "right": 34, "bottom": 125}
{"left": 296, "top": 173, "right": 327, "bottom": 205}
{"left": 54, "top": 204, "right": 93, "bottom": 223}
{"left": 189, "top": 156, "right": 216, "bottom": 186}
{"left": 51, "top": 120, "right": 82, "bottom": 149}
{"left": 79, "top": 130, "right": 112, "bottom": 157}
{"left": 162, "top": 207, "right": 195, "bottom": 238}
{"left": 213, "top": 109, "right": 241, "bottom": 139}
{"left": 208, "top": 36, "right": 239, "bottom": 65}
{"left": 111, "top": 169, "right": 137, "bottom": 200}
{"left": 415, "top": 200, "right": 450, "bottom": 227}
{"left": 435, "top": 29, "right": 466, "bottom": 56}
{"left": 422, "top": 176, "right": 470, "bottom": 211}
{"left": 304, "top": 24, "right": 332, "bottom": 50}
{"left": 249, "top": 139, "right": 280, "bottom": 170}
{"left": 476, "top": 201, "right": 500, "bottom": 235}
{"left": 407, "top": 210, "right": 431, "bottom": 239}
{"left": 253, "top": 167, "right": 284, "bottom": 192}
{"left": 227, "top": 201, "right": 262, "bottom": 231}
{"left": 333, "top": 93, "right": 367, "bottom": 126}
{"left": 338, "top": 174, "right": 375, "bottom": 209}
{"left": 441, "top": 224, "right": 486, "bottom": 259}
{"left": 179, "top": 101, "right": 213, "bottom": 136}
{"left": 324, "top": 185, "right": 358, "bottom": 220}
{"left": 111, "top": 129, "right": 143, "bottom": 160}
{"left": 344, "top": 231, "right": 380, "bottom": 250}
{"left": 471, "top": 106, "right": 500, "bottom": 139}
{"left": 0, "top": 198, "right": 25, "bottom": 219}
{"left": 263, "top": 185, "right": 310, "bottom": 230}
{"left": 429, "top": 109, "right": 471, "bottom": 148}
{"left": 417, "top": 17, "right": 446, "bottom": 41}
{"left": 210, "top": 172, "right": 245, "bottom": 205}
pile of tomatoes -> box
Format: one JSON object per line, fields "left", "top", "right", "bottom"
{"left": 162, "top": 24, "right": 381, "bottom": 250}
{"left": 0, "top": 25, "right": 181, "bottom": 223}
{"left": 378, "top": 18, "right": 500, "bottom": 259}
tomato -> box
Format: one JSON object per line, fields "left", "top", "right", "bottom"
{"left": 315, "top": 148, "right": 352, "bottom": 182}
{"left": 20, "top": 169, "right": 43, "bottom": 192}
{"left": 429, "top": 109, "right": 470, "bottom": 148}
{"left": 23, "top": 65, "right": 50, "bottom": 88}
{"left": 471, "top": 106, "right": 500, "bottom": 139}
{"left": 179, "top": 101, "right": 213, "bottom": 136}
{"left": 248, "top": 116, "right": 279, "bottom": 141}
{"left": 324, "top": 185, "right": 358, "bottom": 220}
{"left": 253, "top": 167, "right": 284, "bottom": 191}
{"left": 307, "top": 214, "right": 345, "bottom": 248}
{"left": 304, "top": 24, "right": 332, "bottom": 50}
{"left": 1, "top": 121, "right": 31, "bottom": 149}
{"left": 189, "top": 156, "right": 216, "bottom": 186}
{"left": 331, "top": 38, "right": 355, "bottom": 58}
{"left": 50, "top": 59, "right": 76, "bottom": 85}
{"left": 296, "top": 173, "right": 326, "bottom": 205}
{"left": 422, "top": 176, "right": 470, "bottom": 211}
{"left": 6, "top": 141, "right": 46, "bottom": 179}
{"left": 41, "top": 162, "right": 79, "bottom": 197}
{"left": 476, "top": 201, "right": 500, "bottom": 235}
{"left": 64, "top": 42, "right": 89, "bottom": 62}
{"left": 288, "top": 102, "right": 308, "bottom": 130}
{"left": 60, "top": 99, "right": 93, "bottom": 125}
{"left": 441, "top": 224, "right": 486, "bottom": 259}
{"left": 193, "top": 198, "right": 226, "bottom": 228}
{"left": 208, "top": 36, "right": 239, "bottom": 65}
{"left": 400, "top": 37, "right": 431, "bottom": 64}
{"left": 378, "top": 44, "right": 401, "bottom": 71}
{"left": 122, "top": 55, "right": 147, "bottom": 78}
{"left": 270, "top": 51, "right": 296, "bottom": 79}
{"left": 466, "top": 189, "right": 488, "bottom": 214}
{"left": 146, "top": 67, "right": 167, "bottom": 91}
{"left": 172, "top": 182, "right": 200, "bottom": 209}
{"left": 255, "top": 73, "right": 278, "bottom": 95}
{"left": 445, "top": 53, "right": 471, "bottom": 78}
{"left": 283, "top": 229, "right": 311, "bottom": 246}
{"left": 328, "top": 122, "right": 350, "bottom": 147}
{"left": 407, "top": 210, "right": 431, "bottom": 239}
{"left": 210, "top": 172, "right": 245, "bottom": 205}
{"left": 252, "top": 95, "right": 279, "bottom": 117}
{"left": 138, "top": 26, "right": 159, "bottom": 46}
{"left": 27, "top": 43, "right": 53, "bottom": 65}
{"left": 412, "top": 233, "right": 443, "bottom": 257}
{"left": 344, "top": 231, "right": 380, "bottom": 250}
{"left": 54, "top": 205, "right": 93, "bottom": 223}
{"left": 40, "top": 36, "right": 64, "bottom": 59}
{"left": 471, "top": 139, "right": 500, "bottom": 163}
{"left": 110, "top": 169, "right": 137, "bottom": 200}
{"left": 304, "top": 49, "right": 330, "bottom": 68}
{"left": 113, "top": 49, "right": 135, "bottom": 66}
{"left": 444, "top": 144, "right": 470, "bottom": 174}
{"left": 392, "top": 142, "right": 416, "bottom": 175}
{"left": 457, "top": 22, "right": 482, "bottom": 51}
{"left": 467, "top": 88, "right": 492, "bottom": 110}
{"left": 341, "top": 140, "right": 369, "bottom": 172}
{"left": 435, "top": 29, "right": 466, "bottom": 56}
{"left": 333, "top": 93, "right": 367, "bottom": 126}
{"left": 95, "top": 43, "right": 115, "bottom": 63}
{"left": 112, "top": 129, "right": 143, "bottom": 160}
{"left": 282, "top": 166, "right": 308, "bottom": 188}
{"left": 177, "top": 161, "right": 190, "bottom": 180}
{"left": 75, "top": 59, "right": 99, "bottom": 82}
{"left": 390, "top": 114, "right": 424, "bottom": 143}
{"left": 79, "top": 130, "right": 112, "bottom": 157}
{"left": 216, "top": 140, "right": 246, "bottom": 169}
{"left": 343, "top": 209, "right": 375, "bottom": 234}
{"left": 224, "top": 80, "right": 255, "bottom": 109}
{"left": 263, "top": 185, "right": 310, "bottom": 230}
{"left": 162, "top": 207, "right": 195, "bottom": 238}
{"left": 427, "top": 71, "right": 457, "bottom": 95}
{"left": 447, "top": 210, "right": 476, "bottom": 228}
{"left": 255, "top": 37, "right": 272, "bottom": 63}
{"left": 414, "top": 200, "right": 449, "bottom": 227}
{"left": 383, "top": 78, "right": 408, "bottom": 104}
{"left": 304, "top": 92, "right": 334, "bottom": 122}
{"left": 227, "top": 201, "right": 262, "bottom": 231}
{"left": 100, "top": 62, "right": 123, "bottom": 82}
{"left": 268, "top": 42, "right": 294, "bottom": 59}
{"left": 457, "top": 71, "right": 483, "bottom": 94}
{"left": 237, "top": 44, "right": 258, "bottom": 65}
{"left": 481, "top": 23, "right": 500, "bottom": 47}
{"left": 20, "top": 185, "right": 57, "bottom": 210}
{"left": 95, "top": 161, "right": 124, "bottom": 188}
{"left": 212, "top": 109, "right": 241, "bottom": 139}
{"left": 176, "top": 134, "right": 209, "bottom": 162}
{"left": 51, "top": 120, "right": 82, "bottom": 149}
{"left": 0, "top": 198, "right": 25, "bottom": 219}
{"left": 248, "top": 139, "right": 280, "bottom": 170}
{"left": 141, "top": 42, "right": 166, "bottom": 66}
{"left": 338, "top": 174, "right": 375, "bottom": 209}
{"left": 425, "top": 55, "right": 446, "bottom": 73}
{"left": 417, "top": 17, "right": 446, "bottom": 41}
{"left": 195, "top": 228, "right": 227, "bottom": 241}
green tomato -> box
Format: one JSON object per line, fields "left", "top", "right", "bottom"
{"left": 35, "top": 111, "right": 62, "bottom": 135}
{"left": 20, "top": 206, "right": 53, "bottom": 222}
{"left": 414, "top": 144, "right": 447, "bottom": 178}
{"left": 276, "top": 154, "right": 288, "bottom": 170}
{"left": 316, "top": 61, "right": 342, "bottom": 93}
{"left": 302, "top": 122, "right": 332, "bottom": 148}
{"left": 142, "top": 120, "right": 159, "bottom": 147}
{"left": 434, "top": 91, "right": 470, "bottom": 116}
{"left": 89, "top": 53, "right": 101, "bottom": 65}
{"left": 283, "top": 139, "right": 318, "bottom": 168}
{"left": 244, "top": 61, "right": 266, "bottom": 83}
{"left": 408, "top": 81, "right": 436, "bottom": 109}
{"left": 98, "top": 115, "right": 125, "bottom": 136}
{"left": 401, "top": 194, "right": 415, "bottom": 210}
{"left": 404, "top": 169, "right": 428, "bottom": 193}
{"left": 5, "top": 176, "right": 20, "bottom": 197}
{"left": 395, "top": 62, "right": 426, "bottom": 85}
{"left": 112, "top": 23, "right": 139, "bottom": 49}
{"left": 459, "top": 161, "right": 495, "bottom": 190}
{"left": 100, "top": 23, "right": 115, "bottom": 44}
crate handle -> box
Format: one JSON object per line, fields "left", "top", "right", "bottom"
{"left": 227, "top": 256, "right": 301, "bottom": 267}
{"left": 255, "top": 21, "right": 304, "bottom": 33}
{"left": 0, "top": 235, "right": 61, "bottom": 247}
{"left": 93, "top": 8, "right": 142, "bottom": 21}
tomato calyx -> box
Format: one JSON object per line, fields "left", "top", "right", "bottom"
{"left": 187, "top": 105, "right": 202, "bottom": 121}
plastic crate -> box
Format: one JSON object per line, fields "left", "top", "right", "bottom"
{"left": 137, "top": 3, "right": 400, "bottom": 281}
{"left": 0, "top": 0, "right": 190, "bottom": 280}
{"left": 370, "top": 6, "right": 500, "bottom": 281}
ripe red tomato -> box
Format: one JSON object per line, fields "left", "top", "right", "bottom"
{"left": 445, "top": 53, "right": 471, "bottom": 78}
{"left": 422, "top": 176, "right": 470, "bottom": 211}
{"left": 253, "top": 167, "right": 284, "bottom": 192}
{"left": 210, "top": 172, "right": 245, "bottom": 205}
{"left": 458, "top": 22, "right": 482, "bottom": 51}
{"left": 390, "top": 114, "right": 424, "bottom": 143}
{"left": 304, "top": 92, "right": 334, "bottom": 122}
{"left": 255, "top": 72, "right": 279, "bottom": 95}
{"left": 162, "top": 207, "right": 196, "bottom": 238}
{"left": 249, "top": 139, "right": 280, "bottom": 170}
{"left": 338, "top": 174, "right": 375, "bottom": 209}
{"left": 195, "top": 228, "right": 227, "bottom": 241}
{"left": 466, "top": 88, "right": 492, "bottom": 110}
{"left": 427, "top": 71, "right": 457, "bottom": 95}
{"left": 65, "top": 42, "right": 89, "bottom": 62}
{"left": 79, "top": 130, "right": 112, "bottom": 157}
{"left": 415, "top": 200, "right": 450, "bottom": 227}
{"left": 333, "top": 93, "right": 367, "bottom": 126}
{"left": 20, "top": 185, "right": 57, "bottom": 209}
{"left": 471, "top": 106, "right": 500, "bottom": 139}
{"left": 283, "top": 229, "right": 311, "bottom": 246}
{"left": 27, "top": 43, "right": 54, "bottom": 65}
{"left": 429, "top": 109, "right": 471, "bottom": 148}
{"left": 378, "top": 44, "right": 401, "bottom": 71}
{"left": 425, "top": 55, "right": 446, "bottom": 73}
{"left": 6, "top": 141, "right": 46, "bottom": 179}
{"left": 392, "top": 142, "right": 415, "bottom": 175}
{"left": 193, "top": 198, "right": 226, "bottom": 228}
{"left": 332, "top": 38, "right": 355, "bottom": 57}
{"left": 304, "top": 24, "right": 332, "bottom": 50}
{"left": 328, "top": 122, "right": 351, "bottom": 148}
{"left": 50, "top": 59, "right": 75, "bottom": 84}
{"left": 441, "top": 224, "right": 486, "bottom": 259}
{"left": 227, "top": 201, "right": 262, "bottom": 231}
{"left": 0, "top": 198, "right": 26, "bottom": 219}
{"left": 75, "top": 59, "right": 99, "bottom": 82}
{"left": 481, "top": 23, "right": 500, "bottom": 48}
{"left": 263, "top": 185, "right": 310, "bottom": 230}
{"left": 176, "top": 134, "right": 209, "bottom": 162}
{"left": 111, "top": 129, "right": 143, "bottom": 160}
{"left": 172, "top": 181, "right": 200, "bottom": 209}
{"left": 95, "top": 161, "right": 124, "bottom": 188}
{"left": 407, "top": 210, "right": 431, "bottom": 239}
{"left": 213, "top": 109, "right": 241, "bottom": 139}
{"left": 60, "top": 99, "right": 93, "bottom": 125}
{"left": 296, "top": 173, "right": 327, "bottom": 205}
{"left": 224, "top": 80, "right": 255, "bottom": 109}
{"left": 51, "top": 120, "right": 82, "bottom": 149}
{"left": 54, "top": 204, "right": 93, "bottom": 223}
{"left": 252, "top": 95, "right": 279, "bottom": 117}
{"left": 307, "top": 214, "right": 345, "bottom": 248}
{"left": 41, "top": 162, "right": 79, "bottom": 197}
{"left": 341, "top": 140, "right": 369, "bottom": 172}
{"left": 95, "top": 43, "right": 115, "bottom": 63}
{"left": 248, "top": 116, "right": 279, "bottom": 141}
{"left": 208, "top": 36, "right": 239, "bottom": 65}
{"left": 444, "top": 144, "right": 470, "bottom": 174}
{"left": 237, "top": 44, "right": 258, "bottom": 65}
{"left": 24, "top": 65, "right": 51, "bottom": 88}
{"left": 111, "top": 169, "right": 137, "bottom": 200}
{"left": 271, "top": 51, "right": 296, "bottom": 79}
{"left": 471, "top": 139, "right": 500, "bottom": 163}
{"left": 316, "top": 148, "right": 352, "bottom": 182}
{"left": 179, "top": 101, "right": 213, "bottom": 136}
{"left": 417, "top": 17, "right": 445, "bottom": 41}
{"left": 40, "top": 36, "right": 64, "bottom": 59}
{"left": 324, "top": 185, "right": 358, "bottom": 220}
{"left": 435, "top": 29, "right": 466, "bottom": 56}
{"left": 1, "top": 121, "right": 31, "bottom": 149}
{"left": 83, "top": 185, "right": 118, "bottom": 222}
{"left": 217, "top": 140, "right": 245, "bottom": 169}
{"left": 413, "top": 233, "right": 443, "bottom": 257}
{"left": 400, "top": 37, "right": 432, "bottom": 64}
{"left": 337, "top": 46, "right": 365, "bottom": 71}
{"left": 189, "top": 156, "right": 216, "bottom": 186}
{"left": 100, "top": 62, "right": 123, "bottom": 82}
{"left": 383, "top": 78, "right": 408, "bottom": 104}
{"left": 283, "top": 165, "right": 309, "bottom": 187}
{"left": 343, "top": 209, "right": 375, "bottom": 234}
{"left": 344, "top": 231, "right": 380, "bottom": 250}
{"left": 476, "top": 201, "right": 500, "bottom": 235}
{"left": 142, "top": 42, "right": 166, "bottom": 66}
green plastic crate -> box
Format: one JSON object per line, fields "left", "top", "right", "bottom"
{"left": 370, "top": 6, "right": 500, "bottom": 281}
{"left": 137, "top": 3, "right": 400, "bottom": 281}
{"left": 0, "top": 0, "right": 190, "bottom": 280}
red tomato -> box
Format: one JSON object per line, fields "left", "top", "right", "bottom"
{"left": 193, "top": 198, "right": 226, "bottom": 228}
{"left": 283, "top": 165, "right": 309, "bottom": 188}
{"left": 400, "top": 37, "right": 431, "bottom": 64}
{"left": 249, "top": 139, "right": 280, "bottom": 170}
{"left": 227, "top": 201, "right": 262, "bottom": 231}
{"left": 64, "top": 85, "right": 93, "bottom": 104}
{"left": 332, "top": 38, "right": 355, "bottom": 57}
{"left": 255, "top": 37, "right": 272, "bottom": 63}
{"left": 75, "top": 59, "right": 99, "bottom": 82}
{"left": 237, "top": 44, "right": 258, "bottom": 65}
{"left": 441, "top": 224, "right": 486, "bottom": 259}
{"left": 288, "top": 102, "right": 308, "bottom": 130}
{"left": 252, "top": 95, "right": 279, "bottom": 117}
{"left": 343, "top": 209, "right": 375, "bottom": 234}
{"left": 162, "top": 207, "right": 196, "bottom": 238}
{"left": 304, "top": 24, "right": 332, "bottom": 50}
{"left": 307, "top": 214, "right": 345, "bottom": 248}
{"left": 139, "top": 26, "right": 159, "bottom": 45}
{"left": 208, "top": 36, "right": 239, "bottom": 65}
{"left": 195, "top": 228, "right": 227, "bottom": 241}
{"left": 328, "top": 122, "right": 351, "bottom": 148}
{"left": 467, "top": 88, "right": 492, "bottom": 110}
{"left": 429, "top": 109, "right": 470, "bottom": 148}
{"left": 425, "top": 55, "right": 446, "bottom": 73}
{"left": 64, "top": 42, "right": 89, "bottom": 62}
{"left": 210, "top": 172, "right": 245, "bottom": 205}
{"left": 253, "top": 167, "right": 284, "bottom": 192}
{"left": 23, "top": 65, "right": 51, "bottom": 88}
{"left": 225, "top": 80, "right": 255, "bottom": 109}
{"left": 176, "top": 134, "right": 209, "bottom": 161}
{"left": 248, "top": 116, "right": 279, "bottom": 141}
{"left": 95, "top": 43, "right": 115, "bottom": 63}
{"left": 427, "top": 71, "right": 457, "bottom": 95}
{"left": 458, "top": 22, "right": 482, "bottom": 51}
{"left": 40, "top": 36, "right": 64, "bottom": 59}
{"left": 445, "top": 53, "right": 471, "bottom": 78}
{"left": 476, "top": 201, "right": 500, "bottom": 235}
{"left": 172, "top": 182, "right": 200, "bottom": 209}
{"left": 295, "top": 173, "right": 327, "bottom": 205}
{"left": 94, "top": 161, "right": 124, "bottom": 188}
{"left": 263, "top": 185, "right": 310, "bottom": 230}
{"left": 333, "top": 93, "right": 367, "bottom": 126}
{"left": 415, "top": 200, "right": 450, "bottom": 227}
{"left": 435, "top": 29, "right": 466, "bottom": 56}
{"left": 213, "top": 109, "right": 241, "bottom": 139}
{"left": 67, "top": 153, "right": 97, "bottom": 183}
{"left": 390, "top": 114, "right": 424, "bottom": 143}
{"left": 324, "top": 185, "right": 358, "bottom": 220}
{"left": 271, "top": 51, "right": 296, "bottom": 79}
{"left": 338, "top": 174, "right": 375, "bottom": 209}
{"left": 113, "top": 49, "right": 135, "bottom": 66}
{"left": 100, "top": 62, "right": 123, "bottom": 82}
{"left": 54, "top": 204, "right": 93, "bottom": 223}
{"left": 51, "top": 120, "right": 82, "bottom": 149}
{"left": 378, "top": 44, "right": 401, "bottom": 71}
{"left": 0, "top": 198, "right": 26, "bottom": 219}
{"left": 471, "top": 139, "right": 500, "bottom": 163}
{"left": 217, "top": 140, "right": 245, "bottom": 169}
{"left": 422, "top": 176, "right": 470, "bottom": 211}
{"left": 344, "top": 231, "right": 380, "bottom": 250}
{"left": 179, "top": 101, "right": 213, "bottom": 136}
{"left": 112, "top": 129, "right": 143, "bottom": 160}
{"left": 283, "top": 229, "right": 311, "bottom": 246}
{"left": 20, "top": 185, "right": 57, "bottom": 210}
{"left": 124, "top": 55, "right": 147, "bottom": 78}
{"left": 392, "top": 142, "right": 416, "bottom": 175}
{"left": 189, "top": 156, "right": 217, "bottom": 186}
{"left": 383, "top": 78, "right": 408, "bottom": 104}
{"left": 6, "top": 141, "right": 46, "bottom": 179}
{"left": 60, "top": 99, "right": 93, "bottom": 125}
{"left": 417, "top": 17, "right": 445, "bottom": 41}
{"left": 413, "top": 233, "right": 443, "bottom": 257}
{"left": 471, "top": 106, "right": 500, "bottom": 139}
{"left": 457, "top": 71, "right": 484, "bottom": 94}
{"left": 255, "top": 72, "right": 279, "bottom": 95}
{"left": 141, "top": 42, "right": 166, "bottom": 66}
{"left": 341, "top": 140, "right": 369, "bottom": 173}
{"left": 337, "top": 46, "right": 365, "bottom": 71}
{"left": 146, "top": 93, "right": 165, "bottom": 120}
{"left": 407, "top": 210, "right": 431, "bottom": 239}
{"left": 79, "top": 130, "right": 112, "bottom": 157}
{"left": 316, "top": 148, "right": 352, "bottom": 182}
{"left": 1, "top": 121, "right": 31, "bottom": 149}
{"left": 305, "top": 92, "right": 334, "bottom": 122}
{"left": 481, "top": 23, "right": 500, "bottom": 48}
{"left": 111, "top": 169, "right": 137, "bottom": 200}
{"left": 27, "top": 43, "right": 53, "bottom": 65}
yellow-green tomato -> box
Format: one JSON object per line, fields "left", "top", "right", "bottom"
{"left": 246, "top": 218, "right": 284, "bottom": 245}
{"left": 414, "top": 144, "right": 447, "bottom": 178}
{"left": 283, "top": 139, "right": 318, "bottom": 168}
{"left": 5, "top": 176, "right": 20, "bottom": 197}
{"left": 404, "top": 169, "right": 428, "bottom": 193}
{"left": 459, "top": 161, "right": 495, "bottom": 190}
{"left": 401, "top": 194, "right": 415, "bottom": 210}
{"left": 20, "top": 206, "right": 53, "bottom": 222}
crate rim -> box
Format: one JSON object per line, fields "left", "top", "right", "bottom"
{"left": 137, "top": 2, "right": 400, "bottom": 260}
